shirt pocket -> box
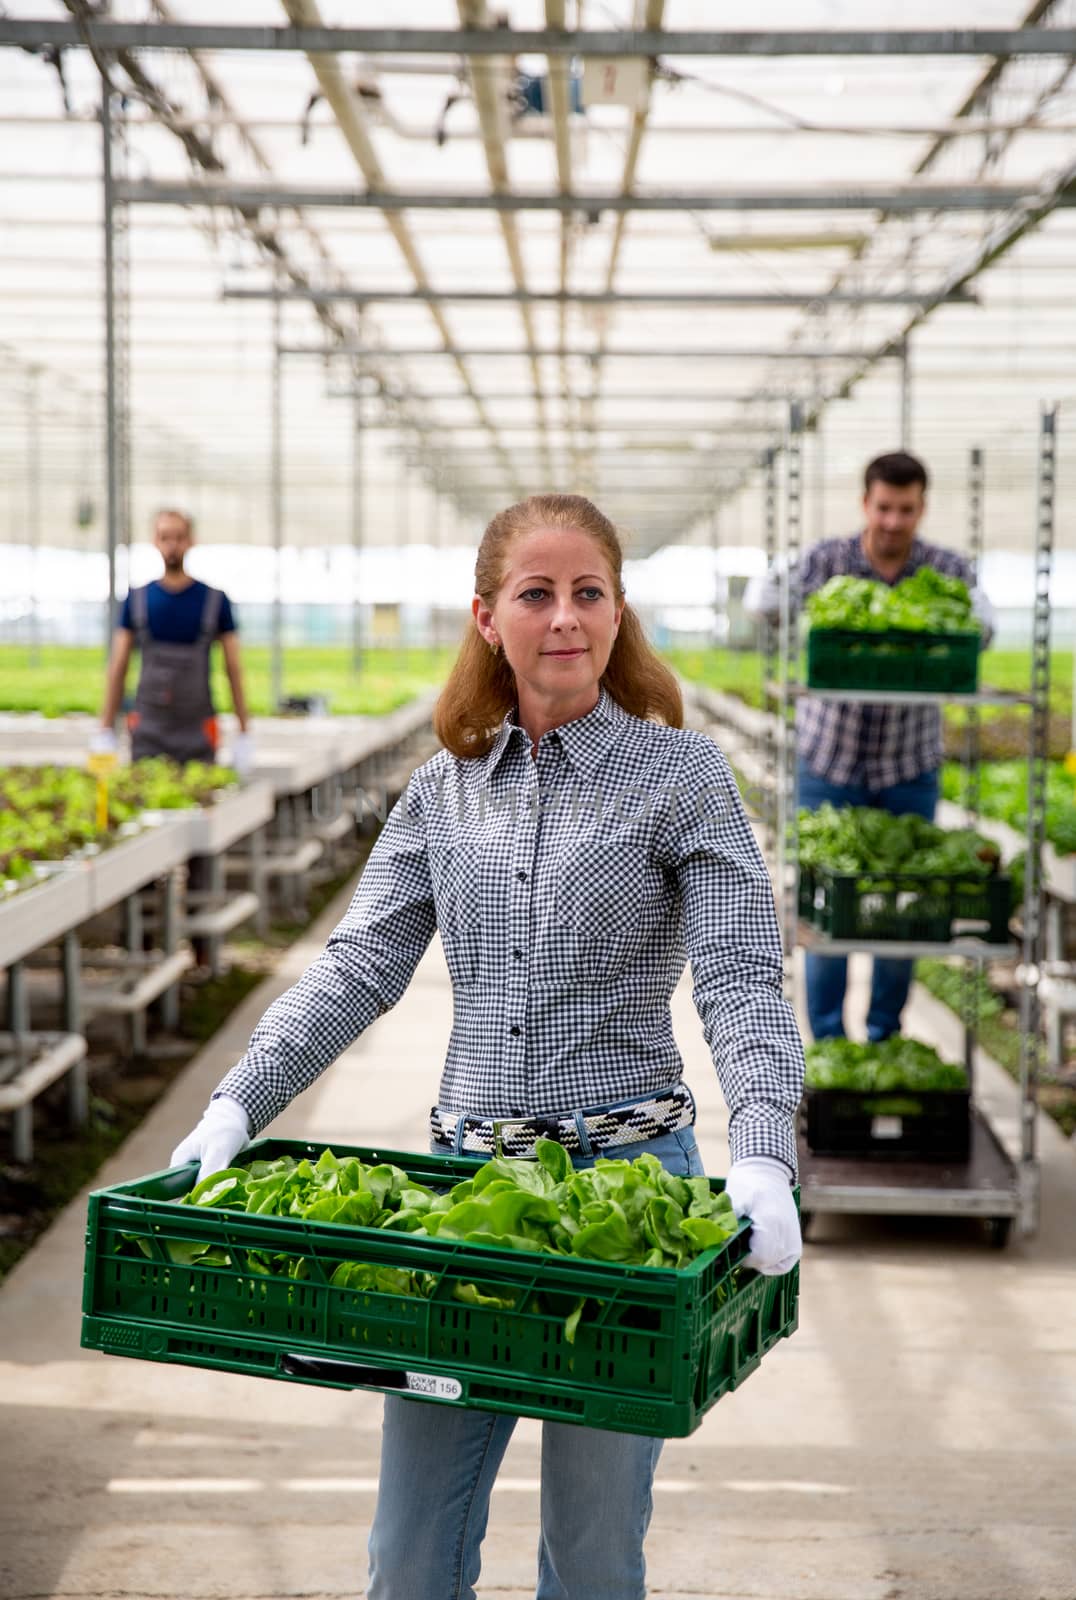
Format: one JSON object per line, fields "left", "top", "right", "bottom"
{"left": 558, "top": 840, "right": 667, "bottom": 984}
{"left": 428, "top": 842, "right": 484, "bottom": 989}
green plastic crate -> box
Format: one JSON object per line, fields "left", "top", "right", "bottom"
{"left": 806, "top": 628, "right": 980, "bottom": 693}
{"left": 802, "top": 1087, "right": 971, "bottom": 1160}
{"left": 81, "top": 1138, "right": 798, "bottom": 1439}
{"left": 799, "top": 864, "right": 1011, "bottom": 944}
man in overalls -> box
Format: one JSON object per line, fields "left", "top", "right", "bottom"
{"left": 94, "top": 508, "right": 251, "bottom": 771}
{"left": 93, "top": 509, "right": 253, "bottom": 968}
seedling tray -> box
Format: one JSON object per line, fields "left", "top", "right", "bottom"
{"left": 81, "top": 1138, "right": 798, "bottom": 1440}
{"left": 806, "top": 628, "right": 980, "bottom": 693}
{"left": 799, "top": 864, "right": 1011, "bottom": 944}
{"left": 802, "top": 1087, "right": 971, "bottom": 1160}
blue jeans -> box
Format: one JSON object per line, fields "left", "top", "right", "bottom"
{"left": 366, "top": 1125, "right": 704, "bottom": 1600}
{"left": 799, "top": 761, "right": 939, "bottom": 1042}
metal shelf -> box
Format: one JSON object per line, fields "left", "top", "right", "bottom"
{"left": 797, "top": 1105, "right": 1022, "bottom": 1225}
{"left": 769, "top": 682, "right": 1031, "bottom": 709}
{"left": 797, "top": 921, "right": 1017, "bottom": 961}
{"left": 766, "top": 415, "right": 1054, "bottom": 1243}
{"left": 182, "top": 890, "right": 260, "bottom": 939}
{"left": 81, "top": 948, "right": 193, "bottom": 1017}
{"left": 0, "top": 1031, "right": 88, "bottom": 1164}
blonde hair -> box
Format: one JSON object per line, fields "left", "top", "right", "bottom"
{"left": 433, "top": 493, "right": 683, "bottom": 757}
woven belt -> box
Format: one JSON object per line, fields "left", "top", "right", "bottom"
{"left": 430, "top": 1084, "right": 695, "bottom": 1159}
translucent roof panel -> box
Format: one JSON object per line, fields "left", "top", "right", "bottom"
{"left": 1, "top": 0, "right": 1075, "bottom": 557}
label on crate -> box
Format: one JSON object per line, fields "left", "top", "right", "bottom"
{"left": 404, "top": 1371, "right": 464, "bottom": 1401}
{"left": 871, "top": 1115, "right": 904, "bottom": 1141}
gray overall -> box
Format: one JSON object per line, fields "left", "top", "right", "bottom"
{"left": 129, "top": 583, "right": 223, "bottom": 764}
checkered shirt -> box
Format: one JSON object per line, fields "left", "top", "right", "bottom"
{"left": 214, "top": 689, "right": 805, "bottom": 1175}
{"left": 797, "top": 535, "right": 977, "bottom": 789}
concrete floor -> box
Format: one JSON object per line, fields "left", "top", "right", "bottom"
{"left": 2, "top": 871, "right": 1075, "bottom": 1600}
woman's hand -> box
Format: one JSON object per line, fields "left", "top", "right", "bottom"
{"left": 170, "top": 1095, "right": 251, "bottom": 1183}
{"left": 725, "top": 1156, "right": 802, "bottom": 1275}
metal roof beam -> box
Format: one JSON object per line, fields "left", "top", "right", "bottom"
{"left": 327, "top": 413, "right": 781, "bottom": 436}
{"left": 5, "top": 22, "right": 1076, "bottom": 56}
{"left": 327, "top": 389, "right": 793, "bottom": 402}
{"left": 119, "top": 180, "right": 1069, "bottom": 212}
{"left": 276, "top": 343, "right": 876, "bottom": 359}
{"left": 224, "top": 284, "right": 975, "bottom": 307}
{"left": 11, "top": 111, "right": 1076, "bottom": 138}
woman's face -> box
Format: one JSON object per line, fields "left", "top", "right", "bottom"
{"left": 473, "top": 527, "right": 623, "bottom": 715}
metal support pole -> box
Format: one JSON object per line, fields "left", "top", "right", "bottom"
{"left": 964, "top": 447, "right": 985, "bottom": 822}
{"left": 159, "top": 870, "right": 180, "bottom": 1029}
{"left": 431, "top": 475, "right": 444, "bottom": 652}
{"left": 62, "top": 930, "right": 88, "bottom": 1128}
{"left": 62, "top": 931, "right": 82, "bottom": 1034}
{"left": 205, "top": 854, "right": 225, "bottom": 977}
{"left": 1016, "top": 406, "right": 1056, "bottom": 1236}
{"left": 351, "top": 389, "right": 364, "bottom": 673}
{"left": 102, "top": 91, "right": 119, "bottom": 655}
{"left": 26, "top": 365, "right": 41, "bottom": 666}
{"left": 250, "top": 823, "right": 269, "bottom": 937}
{"left": 961, "top": 445, "right": 985, "bottom": 1081}
{"left": 123, "top": 892, "right": 147, "bottom": 1055}
{"left": 6, "top": 961, "right": 29, "bottom": 1038}
{"left": 271, "top": 288, "right": 284, "bottom": 712}
{"left": 710, "top": 504, "right": 721, "bottom": 647}
{"left": 777, "top": 406, "right": 804, "bottom": 987}
{"left": 761, "top": 446, "right": 780, "bottom": 855}
{"left": 899, "top": 336, "right": 912, "bottom": 449}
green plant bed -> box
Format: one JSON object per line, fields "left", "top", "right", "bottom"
{"left": 662, "top": 648, "right": 767, "bottom": 709}
{"left": 0, "top": 761, "right": 237, "bottom": 890}
{"left": 0, "top": 849, "right": 373, "bottom": 1282}
{"left": 915, "top": 959, "right": 1076, "bottom": 1139}
{"left": 0, "top": 645, "right": 454, "bottom": 718}
{"left": 941, "top": 759, "right": 1076, "bottom": 859}
{"left": 0, "top": 965, "right": 263, "bottom": 1281}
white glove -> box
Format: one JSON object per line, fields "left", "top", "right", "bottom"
{"left": 230, "top": 730, "right": 254, "bottom": 780}
{"left": 89, "top": 727, "right": 119, "bottom": 756}
{"left": 170, "top": 1094, "right": 251, "bottom": 1184}
{"left": 725, "top": 1156, "right": 802, "bottom": 1276}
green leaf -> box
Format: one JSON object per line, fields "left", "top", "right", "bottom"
{"left": 535, "top": 1138, "right": 572, "bottom": 1184}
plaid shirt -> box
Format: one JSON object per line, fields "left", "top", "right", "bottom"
{"left": 216, "top": 689, "right": 805, "bottom": 1174}
{"left": 797, "top": 535, "right": 978, "bottom": 789}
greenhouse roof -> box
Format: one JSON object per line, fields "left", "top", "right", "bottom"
{"left": 2, "top": 2, "right": 1075, "bottom": 556}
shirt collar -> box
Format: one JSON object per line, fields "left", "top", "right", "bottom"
{"left": 484, "top": 686, "right": 629, "bottom": 779}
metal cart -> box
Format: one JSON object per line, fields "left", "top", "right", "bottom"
{"left": 768, "top": 407, "right": 1055, "bottom": 1245}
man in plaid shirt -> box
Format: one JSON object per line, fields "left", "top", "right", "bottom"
{"left": 746, "top": 451, "right": 994, "bottom": 1042}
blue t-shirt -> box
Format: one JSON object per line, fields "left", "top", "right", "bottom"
{"left": 118, "top": 579, "right": 236, "bottom": 643}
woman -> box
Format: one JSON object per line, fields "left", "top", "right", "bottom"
{"left": 173, "top": 493, "right": 804, "bottom": 1600}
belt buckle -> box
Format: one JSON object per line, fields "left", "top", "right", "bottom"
{"left": 490, "top": 1117, "right": 536, "bottom": 1159}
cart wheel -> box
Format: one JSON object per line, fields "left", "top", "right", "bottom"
{"left": 800, "top": 1210, "right": 814, "bottom": 1241}
{"left": 985, "top": 1217, "right": 1012, "bottom": 1250}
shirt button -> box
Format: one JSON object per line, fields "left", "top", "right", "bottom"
{"left": 510, "top": 1025, "right": 521, "bottom": 1038}
{"left": 512, "top": 948, "right": 523, "bottom": 960}
{"left": 516, "top": 869, "right": 527, "bottom": 882}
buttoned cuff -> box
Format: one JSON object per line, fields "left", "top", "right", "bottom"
{"left": 728, "top": 1102, "right": 798, "bottom": 1180}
